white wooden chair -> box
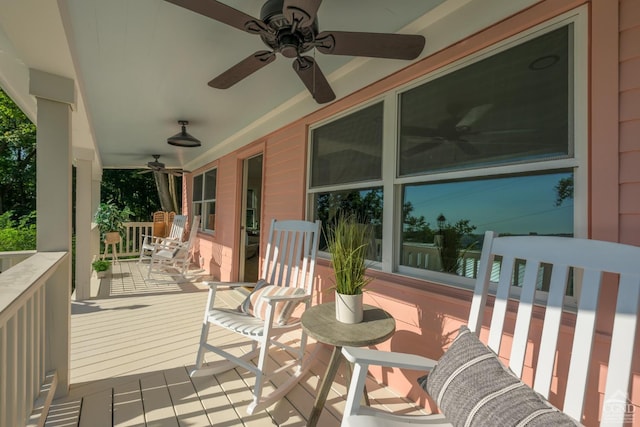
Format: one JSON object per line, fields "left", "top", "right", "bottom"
{"left": 341, "top": 231, "right": 640, "bottom": 427}
{"left": 147, "top": 215, "right": 199, "bottom": 278}
{"left": 190, "top": 219, "right": 321, "bottom": 414}
{"left": 139, "top": 214, "right": 187, "bottom": 263}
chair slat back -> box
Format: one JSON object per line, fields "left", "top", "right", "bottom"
{"left": 152, "top": 211, "right": 168, "bottom": 237}
{"left": 468, "top": 231, "right": 640, "bottom": 424}
{"left": 261, "top": 219, "right": 321, "bottom": 295}
{"left": 167, "top": 215, "right": 187, "bottom": 241}
{"left": 183, "top": 216, "right": 200, "bottom": 250}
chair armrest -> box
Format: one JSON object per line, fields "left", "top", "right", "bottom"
{"left": 204, "top": 281, "right": 258, "bottom": 289}
{"left": 342, "top": 346, "right": 437, "bottom": 371}
{"left": 261, "top": 293, "right": 311, "bottom": 304}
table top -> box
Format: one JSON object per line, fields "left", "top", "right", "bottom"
{"left": 301, "top": 302, "right": 395, "bottom": 347}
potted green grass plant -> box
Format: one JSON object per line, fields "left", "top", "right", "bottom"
{"left": 327, "top": 213, "right": 373, "bottom": 323}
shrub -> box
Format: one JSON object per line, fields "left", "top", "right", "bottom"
{"left": 91, "top": 259, "right": 111, "bottom": 272}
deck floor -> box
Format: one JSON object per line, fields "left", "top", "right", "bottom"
{"left": 45, "top": 260, "right": 426, "bottom": 426}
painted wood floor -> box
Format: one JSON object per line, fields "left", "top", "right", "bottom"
{"left": 45, "top": 260, "right": 427, "bottom": 426}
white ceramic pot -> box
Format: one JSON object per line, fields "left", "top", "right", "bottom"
{"left": 335, "top": 291, "right": 363, "bottom": 324}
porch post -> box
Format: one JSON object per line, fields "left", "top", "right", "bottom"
{"left": 92, "top": 176, "right": 102, "bottom": 258}
{"left": 30, "top": 69, "right": 74, "bottom": 396}
{"left": 73, "top": 149, "right": 93, "bottom": 300}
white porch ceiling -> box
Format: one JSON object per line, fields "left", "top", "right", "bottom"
{"left": 0, "top": 0, "right": 539, "bottom": 173}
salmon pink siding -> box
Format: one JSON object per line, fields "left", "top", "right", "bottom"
{"left": 262, "top": 124, "right": 308, "bottom": 223}
{"left": 620, "top": 0, "right": 640, "bottom": 247}
{"left": 190, "top": 1, "right": 639, "bottom": 425}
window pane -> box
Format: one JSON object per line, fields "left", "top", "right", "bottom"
{"left": 399, "top": 26, "right": 571, "bottom": 176}
{"left": 311, "top": 103, "right": 383, "bottom": 188}
{"left": 204, "top": 201, "right": 216, "bottom": 231}
{"left": 313, "top": 187, "right": 383, "bottom": 261}
{"left": 193, "top": 175, "right": 203, "bottom": 202}
{"left": 204, "top": 170, "right": 217, "bottom": 200}
{"left": 400, "top": 171, "right": 574, "bottom": 276}
{"left": 193, "top": 202, "right": 203, "bottom": 229}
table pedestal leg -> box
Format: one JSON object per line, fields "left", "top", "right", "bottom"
{"left": 308, "top": 345, "right": 343, "bottom": 427}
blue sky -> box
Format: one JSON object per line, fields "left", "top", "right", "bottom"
{"left": 404, "top": 171, "right": 573, "bottom": 235}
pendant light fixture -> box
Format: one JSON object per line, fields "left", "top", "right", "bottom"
{"left": 167, "top": 120, "right": 201, "bottom": 147}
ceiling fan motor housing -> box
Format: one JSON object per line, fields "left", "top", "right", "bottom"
{"left": 259, "top": 0, "right": 317, "bottom": 58}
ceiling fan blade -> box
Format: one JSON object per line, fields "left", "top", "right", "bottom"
{"left": 164, "top": 0, "right": 270, "bottom": 34}
{"left": 136, "top": 169, "right": 153, "bottom": 175}
{"left": 316, "top": 31, "right": 425, "bottom": 60}
{"left": 401, "top": 125, "right": 440, "bottom": 138}
{"left": 283, "top": 0, "right": 322, "bottom": 28}
{"left": 454, "top": 139, "right": 479, "bottom": 155}
{"left": 293, "top": 56, "right": 335, "bottom": 104}
{"left": 208, "top": 51, "right": 276, "bottom": 89}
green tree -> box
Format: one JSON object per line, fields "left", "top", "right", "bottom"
{"left": 554, "top": 176, "right": 574, "bottom": 207}
{"left": 0, "top": 88, "right": 36, "bottom": 219}
{"left": 0, "top": 211, "right": 36, "bottom": 251}
{"left": 100, "top": 169, "right": 163, "bottom": 221}
{"left": 402, "top": 201, "right": 433, "bottom": 242}
{"left": 436, "top": 215, "right": 477, "bottom": 274}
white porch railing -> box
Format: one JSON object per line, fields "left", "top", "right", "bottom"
{"left": 0, "top": 251, "right": 68, "bottom": 427}
{"left": 401, "top": 242, "right": 482, "bottom": 278}
{"left": 0, "top": 250, "right": 36, "bottom": 273}
{"left": 99, "top": 221, "right": 153, "bottom": 259}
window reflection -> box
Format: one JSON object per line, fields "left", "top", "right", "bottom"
{"left": 401, "top": 171, "right": 574, "bottom": 276}
{"left": 399, "top": 26, "right": 571, "bottom": 176}
{"left": 314, "top": 188, "right": 383, "bottom": 261}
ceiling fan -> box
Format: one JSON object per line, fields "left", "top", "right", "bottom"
{"left": 164, "top": 0, "right": 426, "bottom": 103}
{"left": 402, "top": 103, "right": 540, "bottom": 156}
{"left": 401, "top": 105, "right": 494, "bottom": 156}
{"left": 137, "top": 155, "right": 189, "bottom": 176}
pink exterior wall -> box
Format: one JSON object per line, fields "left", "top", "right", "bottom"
{"left": 190, "top": 1, "right": 639, "bottom": 425}
{"left": 619, "top": 0, "right": 640, "bottom": 246}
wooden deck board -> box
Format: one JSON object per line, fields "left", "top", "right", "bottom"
{"left": 113, "top": 379, "right": 145, "bottom": 427}
{"left": 78, "top": 388, "right": 112, "bottom": 427}
{"left": 164, "top": 366, "right": 213, "bottom": 427}
{"left": 45, "top": 260, "right": 427, "bottom": 426}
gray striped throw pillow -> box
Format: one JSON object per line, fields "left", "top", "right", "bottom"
{"left": 417, "top": 326, "right": 581, "bottom": 427}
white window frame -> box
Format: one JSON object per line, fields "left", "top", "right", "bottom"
{"left": 192, "top": 167, "right": 217, "bottom": 233}
{"left": 307, "top": 7, "right": 588, "bottom": 304}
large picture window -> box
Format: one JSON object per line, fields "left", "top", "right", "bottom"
{"left": 308, "top": 16, "right": 584, "bottom": 296}
{"left": 193, "top": 168, "right": 217, "bottom": 232}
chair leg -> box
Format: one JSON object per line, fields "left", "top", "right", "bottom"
{"left": 251, "top": 336, "right": 271, "bottom": 409}
{"left": 193, "top": 322, "right": 211, "bottom": 371}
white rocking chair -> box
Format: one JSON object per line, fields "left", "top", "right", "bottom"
{"left": 147, "top": 215, "right": 200, "bottom": 278}
{"left": 139, "top": 214, "right": 187, "bottom": 263}
{"left": 191, "top": 219, "right": 321, "bottom": 414}
{"left": 341, "top": 231, "right": 640, "bottom": 427}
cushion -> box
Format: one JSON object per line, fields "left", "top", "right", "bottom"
{"left": 417, "top": 326, "right": 581, "bottom": 427}
{"left": 238, "top": 280, "right": 306, "bottom": 325}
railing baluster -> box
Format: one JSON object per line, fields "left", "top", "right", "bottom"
{"left": 17, "top": 306, "right": 26, "bottom": 424}
{"left": 114, "top": 222, "right": 153, "bottom": 258}
{"left": 7, "top": 317, "right": 17, "bottom": 427}
{"left": 1, "top": 325, "right": 6, "bottom": 427}
{"left": 0, "top": 251, "right": 66, "bottom": 426}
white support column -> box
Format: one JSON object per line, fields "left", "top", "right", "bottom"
{"left": 74, "top": 150, "right": 93, "bottom": 300}
{"left": 92, "top": 176, "right": 101, "bottom": 218}
{"left": 30, "top": 69, "right": 74, "bottom": 397}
